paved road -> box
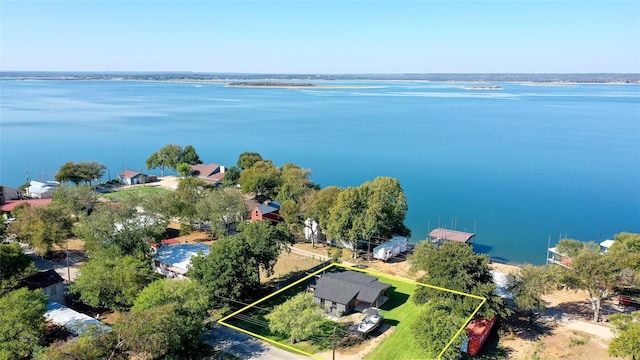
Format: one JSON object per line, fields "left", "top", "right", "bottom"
{"left": 21, "top": 243, "right": 81, "bottom": 282}
{"left": 203, "top": 324, "right": 311, "bottom": 360}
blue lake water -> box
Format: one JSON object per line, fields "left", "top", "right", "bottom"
{"left": 1, "top": 79, "right": 639, "bottom": 264}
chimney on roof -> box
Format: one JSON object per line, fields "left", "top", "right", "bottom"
{"left": 220, "top": 165, "right": 226, "bottom": 173}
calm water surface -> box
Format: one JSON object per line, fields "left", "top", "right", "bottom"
{"left": 1, "top": 80, "right": 639, "bottom": 264}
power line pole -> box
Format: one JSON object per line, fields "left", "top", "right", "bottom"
{"left": 332, "top": 326, "right": 336, "bottom": 360}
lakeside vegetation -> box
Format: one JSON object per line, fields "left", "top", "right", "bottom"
{"left": 1, "top": 145, "right": 639, "bottom": 359}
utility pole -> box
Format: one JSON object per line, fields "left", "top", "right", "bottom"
{"left": 332, "top": 326, "right": 336, "bottom": 360}
{"left": 66, "top": 243, "right": 71, "bottom": 284}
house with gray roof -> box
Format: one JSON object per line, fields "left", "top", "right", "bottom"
{"left": 313, "top": 270, "right": 390, "bottom": 316}
{"left": 250, "top": 200, "right": 283, "bottom": 224}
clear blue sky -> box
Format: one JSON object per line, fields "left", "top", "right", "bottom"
{"left": 1, "top": 0, "right": 638, "bottom": 73}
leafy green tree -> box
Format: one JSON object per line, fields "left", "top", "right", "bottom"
{"left": 189, "top": 236, "right": 259, "bottom": 303}
{"left": 362, "top": 176, "right": 410, "bottom": 238}
{"left": 221, "top": 165, "right": 241, "bottom": 187}
{"left": 115, "top": 303, "right": 182, "bottom": 360}
{"left": 556, "top": 238, "right": 599, "bottom": 258}
{"left": 52, "top": 184, "right": 97, "bottom": 220}
{"left": 411, "top": 299, "right": 466, "bottom": 360}
{"left": 179, "top": 145, "right": 203, "bottom": 165}
{"left": 276, "top": 163, "right": 313, "bottom": 203}
{"left": 237, "top": 151, "right": 263, "bottom": 170}
{"left": 195, "top": 187, "right": 246, "bottom": 237}
{"left": 266, "top": 292, "right": 326, "bottom": 344}
{"left": 506, "top": 264, "right": 556, "bottom": 321}
{"left": 41, "top": 332, "right": 119, "bottom": 360}
{"left": 146, "top": 144, "right": 183, "bottom": 177}
{"left": 609, "top": 232, "right": 640, "bottom": 272}
{"left": 410, "top": 241, "right": 507, "bottom": 320}
{"left": 325, "top": 186, "right": 368, "bottom": 251}
{"left": 0, "top": 243, "right": 36, "bottom": 292}
{"left": 305, "top": 186, "right": 341, "bottom": 246}
{"left": 176, "top": 162, "right": 193, "bottom": 178}
{"left": 55, "top": 161, "right": 84, "bottom": 185}
{"left": 325, "top": 177, "right": 409, "bottom": 254}
{"left": 0, "top": 288, "right": 47, "bottom": 360}
{"left": 55, "top": 161, "right": 106, "bottom": 185}
{"left": 608, "top": 310, "right": 640, "bottom": 359}
{"left": 69, "top": 250, "right": 154, "bottom": 310}
{"left": 8, "top": 204, "right": 73, "bottom": 256}
{"left": 169, "top": 177, "right": 209, "bottom": 227}
{"left": 238, "top": 160, "right": 281, "bottom": 201}
{"left": 132, "top": 279, "right": 209, "bottom": 351}
{"left": 75, "top": 202, "right": 165, "bottom": 257}
{"left": 236, "top": 221, "right": 294, "bottom": 282}
{"left": 559, "top": 249, "right": 617, "bottom": 322}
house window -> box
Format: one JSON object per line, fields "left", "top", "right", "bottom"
{"left": 49, "top": 286, "right": 57, "bottom": 295}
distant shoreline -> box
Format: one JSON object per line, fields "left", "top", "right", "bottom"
{"left": 1, "top": 72, "right": 639, "bottom": 84}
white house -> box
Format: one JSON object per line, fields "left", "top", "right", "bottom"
{"left": 118, "top": 169, "right": 147, "bottom": 185}
{"left": 27, "top": 180, "right": 59, "bottom": 198}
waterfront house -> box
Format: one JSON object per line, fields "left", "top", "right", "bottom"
{"left": 547, "top": 239, "right": 615, "bottom": 268}
{"left": 189, "top": 163, "right": 226, "bottom": 185}
{"left": 118, "top": 169, "right": 147, "bottom": 185}
{"left": 312, "top": 270, "right": 390, "bottom": 316}
{"left": 27, "top": 180, "right": 59, "bottom": 198}
{"left": 21, "top": 269, "right": 66, "bottom": 305}
{"left": 250, "top": 200, "right": 283, "bottom": 224}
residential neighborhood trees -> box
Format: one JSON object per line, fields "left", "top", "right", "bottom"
{"left": 74, "top": 201, "right": 166, "bottom": 257}
{"left": 410, "top": 241, "right": 507, "bottom": 320}
{"left": 608, "top": 310, "right": 640, "bottom": 359}
{"left": 237, "top": 151, "right": 263, "bottom": 170}
{"left": 236, "top": 221, "right": 295, "bottom": 282}
{"left": 0, "top": 287, "right": 47, "bottom": 359}
{"left": 7, "top": 204, "right": 73, "bottom": 256}
{"left": 54, "top": 161, "right": 106, "bottom": 185}
{"left": 178, "top": 144, "right": 203, "bottom": 165}
{"left": 325, "top": 177, "right": 409, "bottom": 254}
{"left": 559, "top": 247, "right": 618, "bottom": 323}
{"left": 146, "top": 144, "right": 183, "bottom": 177}
{"left": 52, "top": 184, "right": 98, "bottom": 220}
{"left": 195, "top": 187, "right": 246, "bottom": 237}
{"left": 0, "top": 243, "right": 36, "bottom": 292}
{"left": 131, "top": 279, "right": 210, "bottom": 354}
{"left": 266, "top": 292, "right": 327, "bottom": 344}
{"left": 239, "top": 159, "right": 282, "bottom": 202}
{"left": 411, "top": 299, "right": 466, "bottom": 359}
{"left": 69, "top": 250, "right": 154, "bottom": 310}
{"left": 506, "top": 264, "right": 556, "bottom": 321}
{"left": 189, "top": 235, "right": 259, "bottom": 304}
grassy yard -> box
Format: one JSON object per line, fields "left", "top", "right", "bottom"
{"left": 363, "top": 278, "right": 430, "bottom": 360}
{"left": 100, "top": 186, "right": 172, "bottom": 201}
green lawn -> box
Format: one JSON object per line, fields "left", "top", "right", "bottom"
{"left": 100, "top": 186, "right": 172, "bottom": 201}
{"left": 363, "top": 279, "right": 431, "bottom": 360}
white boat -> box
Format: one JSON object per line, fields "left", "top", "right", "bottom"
{"left": 357, "top": 308, "right": 383, "bottom": 334}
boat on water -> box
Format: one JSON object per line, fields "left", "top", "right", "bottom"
{"left": 357, "top": 308, "right": 383, "bottom": 334}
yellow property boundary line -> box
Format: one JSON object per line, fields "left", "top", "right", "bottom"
{"left": 218, "top": 263, "right": 487, "bottom": 360}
